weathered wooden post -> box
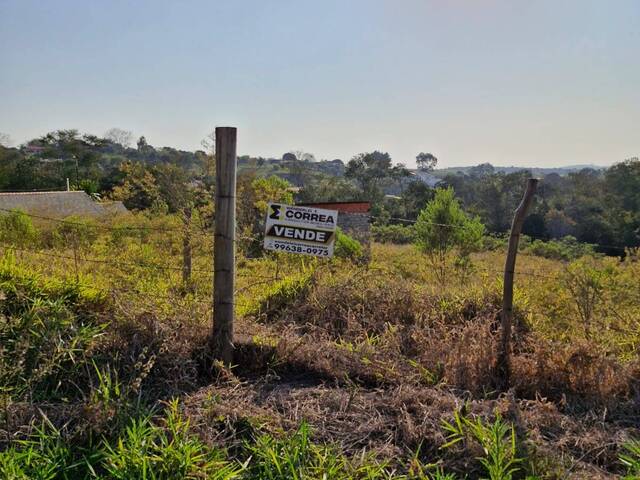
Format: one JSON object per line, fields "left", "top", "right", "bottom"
{"left": 496, "top": 178, "right": 538, "bottom": 390}
{"left": 182, "top": 206, "right": 192, "bottom": 291}
{"left": 211, "top": 127, "right": 237, "bottom": 364}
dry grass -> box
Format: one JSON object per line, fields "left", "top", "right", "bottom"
{"left": 2, "top": 240, "right": 639, "bottom": 478}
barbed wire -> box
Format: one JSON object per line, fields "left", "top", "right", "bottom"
{"left": 0, "top": 249, "right": 270, "bottom": 310}
{"left": 0, "top": 239, "right": 614, "bottom": 285}
{"left": 0, "top": 207, "right": 201, "bottom": 234}
{"left": 0, "top": 242, "right": 214, "bottom": 274}
{"left": 371, "top": 215, "right": 632, "bottom": 252}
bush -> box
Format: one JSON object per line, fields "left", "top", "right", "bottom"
{"left": 45, "top": 216, "right": 100, "bottom": 251}
{"left": 372, "top": 224, "right": 416, "bottom": 244}
{"left": 0, "top": 209, "right": 38, "bottom": 249}
{"left": 414, "top": 187, "right": 484, "bottom": 284}
{"left": 0, "top": 261, "right": 106, "bottom": 400}
{"left": 334, "top": 228, "right": 363, "bottom": 260}
{"left": 243, "top": 268, "right": 315, "bottom": 318}
{"left": 523, "top": 236, "right": 597, "bottom": 261}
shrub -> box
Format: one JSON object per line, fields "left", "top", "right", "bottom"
{"left": 561, "top": 257, "right": 612, "bottom": 340}
{"left": 0, "top": 209, "right": 38, "bottom": 249}
{"left": 334, "top": 228, "right": 363, "bottom": 260}
{"left": 41, "top": 215, "right": 100, "bottom": 252}
{"left": 414, "top": 187, "right": 484, "bottom": 284}
{"left": 0, "top": 262, "right": 106, "bottom": 400}
{"left": 523, "top": 236, "right": 597, "bottom": 261}
{"left": 243, "top": 268, "right": 315, "bottom": 318}
{"left": 372, "top": 224, "right": 416, "bottom": 244}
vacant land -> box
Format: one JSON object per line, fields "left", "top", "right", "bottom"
{"left": 0, "top": 213, "right": 639, "bottom": 479}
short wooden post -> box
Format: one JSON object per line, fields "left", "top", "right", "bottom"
{"left": 211, "top": 127, "right": 237, "bottom": 364}
{"left": 182, "top": 206, "right": 192, "bottom": 291}
{"left": 72, "top": 238, "right": 80, "bottom": 284}
{"left": 496, "top": 178, "right": 538, "bottom": 390}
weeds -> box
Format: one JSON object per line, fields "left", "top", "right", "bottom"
{"left": 620, "top": 439, "right": 640, "bottom": 479}
{"left": 0, "top": 219, "right": 638, "bottom": 478}
{"left": 442, "top": 411, "right": 523, "bottom": 480}
{"left": 0, "top": 289, "right": 105, "bottom": 401}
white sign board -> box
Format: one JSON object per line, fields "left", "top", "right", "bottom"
{"left": 264, "top": 203, "right": 338, "bottom": 258}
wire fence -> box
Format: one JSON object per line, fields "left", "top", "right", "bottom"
{"left": 3, "top": 206, "right": 629, "bottom": 314}
{"left": 370, "top": 214, "right": 633, "bottom": 252}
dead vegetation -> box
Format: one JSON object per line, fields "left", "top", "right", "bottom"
{"left": 1, "top": 244, "right": 639, "bottom": 478}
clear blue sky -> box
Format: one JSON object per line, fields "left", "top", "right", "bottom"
{"left": 1, "top": 0, "right": 638, "bottom": 168}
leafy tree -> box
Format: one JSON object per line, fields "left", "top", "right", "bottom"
{"left": 345, "top": 151, "right": 408, "bottom": 202}
{"left": 604, "top": 158, "right": 640, "bottom": 248}
{"left": 104, "top": 128, "right": 134, "bottom": 148}
{"left": 416, "top": 152, "right": 437, "bottom": 171}
{"left": 545, "top": 208, "right": 575, "bottom": 238}
{"left": 289, "top": 150, "right": 316, "bottom": 162}
{"left": 237, "top": 173, "right": 294, "bottom": 255}
{"left": 414, "top": 187, "right": 484, "bottom": 284}
{"left": 399, "top": 181, "right": 434, "bottom": 220}
{"left": 152, "top": 163, "right": 191, "bottom": 213}
{"left": 468, "top": 163, "right": 495, "bottom": 177}
{"left": 136, "top": 136, "right": 152, "bottom": 159}
{"left": 296, "top": 174, "right": 361, "bottom": 203}
{"left": 110, "top": 162, "right": 162, "bottom": 210}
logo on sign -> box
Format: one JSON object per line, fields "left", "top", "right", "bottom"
{"left": 269, "top": 204, "right": 281, "bottom": 220}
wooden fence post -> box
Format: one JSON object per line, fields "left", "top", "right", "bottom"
{"left": 182, "top": 206, "right": 192, "bottom": 291}
{"left": 496, "top": 178, "right": 538, "bottom": 390}
{"left": 72, "top": 233, "right": 80, "bottom": 285}
{"left": 211, "top": 127, "right": 237, "bottom": 364}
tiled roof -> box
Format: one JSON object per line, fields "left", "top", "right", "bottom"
{"left": 0, "top": 191, "right": 128, "bottom": 217}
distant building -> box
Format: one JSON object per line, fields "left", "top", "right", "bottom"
{"left": 410, "top": 170, "right": 442, "bottom": 187}
{"left": 23, "top": 144, "right": 46, "bottom": 156}
{"left": 0, "top": 191, "right": 129, "bottom": 218}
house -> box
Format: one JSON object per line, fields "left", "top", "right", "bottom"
{"left": 0, "top": 191, "right": 129, "bottom": 218}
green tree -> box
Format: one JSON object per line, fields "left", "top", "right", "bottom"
{"left": 110, "top": 162, "right": 162, "bottom": 211}
{"left": 416, "top": 152, "right": 437, "bottom": 171}
{"left": 236, "top": 173, "right": 294, "bottom": 255}
{"left": 604, "top": 158, "right": 640, "bottom": 248}
{"left": 345, "top": 151, "right": 408, "bottom": 203}
{"left": 414, "top": 187, "right": 484, "bottom": 284}
{"left": 296, "top": 174, "right": 361, "bottom": 203}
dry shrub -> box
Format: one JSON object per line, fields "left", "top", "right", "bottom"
{"left": 281, "top": 271, "right": 420, "bottom": 341}
{"left": 253, "top": 270, "right": 638, "bottom": 412}
{"left": 412, "top": 318, "right": 498, "bottom": 394}
{"left": 98, "top": 303, "right": 208, "bottom": 399}
{"left": 512, "top": 339, "right": 639, "bottom": 409}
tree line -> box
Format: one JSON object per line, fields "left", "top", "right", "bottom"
{"left": 1, "top": 129, "right": 638, "bottom": 253}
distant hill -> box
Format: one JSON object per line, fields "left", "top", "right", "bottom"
{"left": 433, "top": 164, "right": 606, "bottom": 178}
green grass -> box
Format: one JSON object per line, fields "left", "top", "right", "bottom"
{"left": 442, "top": 411, "right": 523, "bottom": 480}
{"left": 0, "top": 214, "right": 638, "bottom": 478}
{"left": 620, "top": 439, "right": 640, "bottom": 479}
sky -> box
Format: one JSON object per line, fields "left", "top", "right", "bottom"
{"left": 1, "top": 0, "right": 638, "bottom": 168}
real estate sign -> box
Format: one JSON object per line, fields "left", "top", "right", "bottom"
{"left": 264, "top": 203, "right": 338, "bottom": 258}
